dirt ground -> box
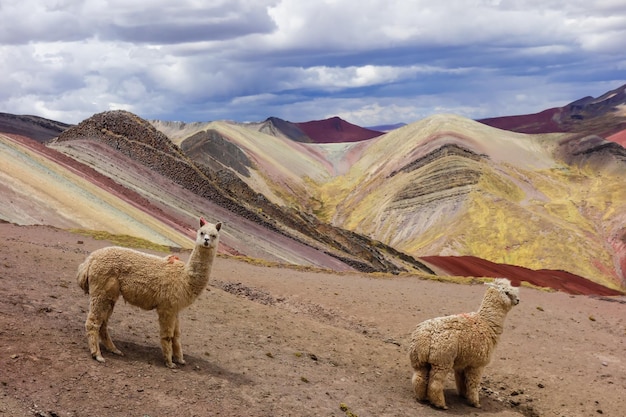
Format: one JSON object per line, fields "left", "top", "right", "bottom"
{"left": 1, "top": 223, "right": 625, "bottom": 417}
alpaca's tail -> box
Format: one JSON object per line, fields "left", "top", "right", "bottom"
{"left": 77, "top": 256, "right": 92, "bottom": 294}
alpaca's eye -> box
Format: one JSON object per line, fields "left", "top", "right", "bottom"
{"left": 200, "top": 232, "right": 205, "bottom": 236}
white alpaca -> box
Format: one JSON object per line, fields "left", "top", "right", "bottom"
{"left": 408, "top": 278, "right": 520, "bottom": 409}
{"left": 77, "top": 218, "right": 221, "bottom": 368}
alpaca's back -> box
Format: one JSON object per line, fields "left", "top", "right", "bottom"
{"left": 79, "top": 246, "right": 186, "bottom": 310}
{"left": 410, "top": 313, "right": 495, "bottom": 369}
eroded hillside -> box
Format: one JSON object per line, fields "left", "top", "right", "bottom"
{"left": 49, "top": 110, "right": 433, "bottom": 275}
{"left": 155, "top": 113, "right": 626, "bottom": 293}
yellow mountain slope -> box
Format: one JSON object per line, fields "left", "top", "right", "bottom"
{"left": 313, "top": 115, "right": 626, "bottom": 290}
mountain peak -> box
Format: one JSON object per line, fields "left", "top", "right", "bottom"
{"left": 258, "top": 117, "right": 311, "bottom": 142}
{"left": 295, "top": 116, "right": 384, "bottom": 143}
{"left": 54, "top": 110, "right": 178, "bottom": 155}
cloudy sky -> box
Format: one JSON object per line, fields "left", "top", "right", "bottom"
{"left": 1, "top": 0, "right": 625, "bottom": 126}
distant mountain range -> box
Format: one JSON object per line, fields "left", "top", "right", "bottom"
{"left": 1, "top": 84, "right": 625, "bottom": 295}
{"left": 478, "top": 83, "right": 626, "bottom": 143}
{"left": 0, "top": 112, "right": 71, "bottom": 142}
{"left": 3, "top": 83, "right": 625, "bottom": 145}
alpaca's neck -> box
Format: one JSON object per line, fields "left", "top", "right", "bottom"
{"left": 184, "top": 245, "right": 216, "bottom": 297}
{"left": 477, "top": 295, "right": 509, "bottom": 336}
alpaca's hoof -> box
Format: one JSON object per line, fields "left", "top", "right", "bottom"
{"left": 429, "top": 400, "right": 448, "bottom": 410}
{"left": 428, "top": 398, "right": 447, "bottom": 410}
{"left": 165, "top": 361, "right": 177, "bottom": 369}
{"left": 467, "top": 395, "right": 481, "bottom": 408}
{"left": 110, "top": 348, "right": 124, "bottom": 356}
{"left": 93, "top": 355, "right": 105, "bottom": 363}
{"left": 174, "top": 358, "right": 186, "bottom": 365}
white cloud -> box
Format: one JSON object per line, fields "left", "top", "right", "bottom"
{"left": 335, "top": 102, "right": 423, "bottom": 126}
{"left": 296, "top": 66, "right": 408, "bottom": 89}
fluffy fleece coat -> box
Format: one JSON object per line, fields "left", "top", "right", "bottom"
{"left": 408, "top": 278, "right": 520, "bottom": 409}
{"left": 77, "top": 218, "right": 221, "bottom": 368}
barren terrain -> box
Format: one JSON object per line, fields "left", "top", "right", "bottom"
{"left": 1, "top": 222, "right": 625, "bottom": 417}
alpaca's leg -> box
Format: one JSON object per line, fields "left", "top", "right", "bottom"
{"left": 85, "top": 315, "right": 103, "bottom": 362}
{"left": 455, "top": 369, "right": 467, "bottom": 398}
{"left": 157, "top": 309, "right": 176, "bottom": 368}
{"left": 85, "top": 297, "right": 109, "bottom": 363}
{"left": 427, "top": 365, "right": 449, "bottom": 409}
{"left": 411, "top": 364, "right": 430, "bottom": 402}
{"left": 172, "top": 314, "right": 185, "bottom": 365}
{"left": 463, "top": 366, "right": 484, "bottom": 408}
{"left": 99, "top": 300, "right": 123, "bottom": 356}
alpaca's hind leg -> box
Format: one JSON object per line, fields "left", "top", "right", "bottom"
{"left": 411, "top": 364, "right": 430, "bottom": 402}
{"left": 463, "top": 366, "right": 484, "bottom": 408}
{"left": 455, "top": 369, "right": 467, "bottom": 398}
{"left": 99, "top": 301, "right": 123, "bottom": 356}
{"left": 172, "top": 314, "right": 186, "bottom": 365}
{"left": 85, "top": 312, "right": 104, "bottom": 362}
{"left": 157, "top": 309, "right": 177, "bottom": 368}
{"left": 85, "top": 297, "right": 114, "bottom": 363}
{"left": 427, "top": 365, "right": 449, "bottom": 409}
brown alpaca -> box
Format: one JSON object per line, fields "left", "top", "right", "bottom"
{"left": 77, "top": 218, "right": 221, "bottom": 368}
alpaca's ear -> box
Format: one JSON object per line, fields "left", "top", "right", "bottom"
{"left": 215, "top": 222, "right": 222, "bottom": 231}
{"left": 200, "top": 217, "right": 207, "bottom": 227}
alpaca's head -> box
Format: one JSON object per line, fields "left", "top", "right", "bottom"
{"left": 196, "top": 218, "right": 221, "bottom": 249}
{"left": 485, "top": 278, "right": 520, "bottom": 311}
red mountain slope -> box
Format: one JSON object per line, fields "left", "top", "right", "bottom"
{"left": 295, "top": 116, "right": 384, "bottom": 143}
{"left": 423, "top": 256, "right": 623, "bottom": 296}
{"left": 478, "top": 108, "right": 564, "bottom": 134}
{"left": 607, "top": 128, "right": 626, "bottom": 147}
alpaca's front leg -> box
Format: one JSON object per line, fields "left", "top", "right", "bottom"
{"left": 172, "top": 314, "right": 186, "bottom": 365}
{"left": 463, "top": 366, "right": 484, "bottom": 408}
{"left": 157, "top": 309, "right": 177, "bottom": 368}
